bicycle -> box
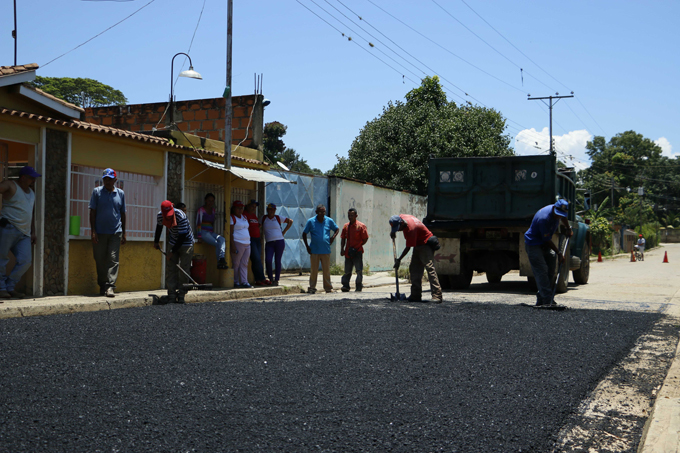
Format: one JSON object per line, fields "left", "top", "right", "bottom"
{"left": 634, "top": 245, "right": 644, "bottom": 262}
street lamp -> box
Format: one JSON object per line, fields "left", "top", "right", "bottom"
{"left": 170, "top": 52, "right": 202, "bottom": 124}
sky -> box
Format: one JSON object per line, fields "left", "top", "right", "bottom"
{"left": 1, "top": 0, "right": 679, "bottom": 173}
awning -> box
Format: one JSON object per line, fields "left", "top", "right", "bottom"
{"left": 190, "top": 157, "right": 292, "bottom": 184}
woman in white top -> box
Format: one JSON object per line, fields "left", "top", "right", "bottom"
{"left": 261, "top": 203, "right": 293, "bottom": 286}
{"left": 228, "top": 200, "right": 251, "bottom": 288}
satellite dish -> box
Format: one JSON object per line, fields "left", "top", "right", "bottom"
{"left": 277, "top": 161, "right": 290, "bottom": 171}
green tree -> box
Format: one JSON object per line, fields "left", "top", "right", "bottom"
{"left": 28, "top": 76, "right": 127, "bottom": 108}
{"left": 328, "top": 76, "right": 513, "bottom": 195}
{"left": 263, "top": 121, "right": 323, "bottom": 176}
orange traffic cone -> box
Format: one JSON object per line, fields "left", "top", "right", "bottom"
{"left": 663, "top": 251, "right": 669, "bottom": 263}
{"left": 597, "top": 251, "right": 603, "bottom": 262}
{"left": 631, "top": 250, "right": 636, "bottom": 262}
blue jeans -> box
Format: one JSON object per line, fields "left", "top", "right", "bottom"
{"left": 200, "top": 231, "right": 226, "bottom": 260}
{"left": 0, "top": 223, "right": 32, "bottom": 292}
{"left": 265, "top": 239, "right": 285, "bottom": 282}
{"left": 526, "top": 243, "right": 557, "bottom": 305}
{"left": 250, "top": 237, "right": 266, "bottom": 282}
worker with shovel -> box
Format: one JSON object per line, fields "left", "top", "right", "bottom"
{"left": 154, "top": 200, "right": 194, "bottom": 304}
{"left": 389, "top": 215, "right": 443, "bottom": 303}
{"left": 524, "top": 199, "right": 573, "bottom": 308}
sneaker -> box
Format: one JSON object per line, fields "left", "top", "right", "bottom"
{"left": 217, "top": 258, "right": 228, "bottom": 269}
{"left": 407, "top": 295, "right": 422, "bottom": 302}
{"left": 264, "top": 279, "right": 272, "bottom": 285}
{"left": 325, "top": 289, "right": 333, "bottom": 293}
{"left": 255, "top": 281, "right": 267, "bottom": 287}
{"left": 307, "top": 288, "right": 317, "bottom": 294}
{"left": 0, "top": 290, "right": 11, "bottom": 299}
{"left": 273, "top": 280, "right": 279, "bottom": 286}
{"left": 241, "top": 283, "right": 252, "bottom": 289}
{"left": 341, "top": 286, "right": 350, "bottom": 292}
{"left": 233, "top": 283, "right": 242, "bottom": 289}
{"left": 105, "top": 287, "right": 115, "bottom": 298}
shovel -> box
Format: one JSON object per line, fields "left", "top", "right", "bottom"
{"left": 159, "top": 249, "right": 213, "bottom": 291}
{"left": 390, "top": 238, "right": 406, "bottom": 301}
{"left": 550, "top": 236, "right": 569, "bottom": 304}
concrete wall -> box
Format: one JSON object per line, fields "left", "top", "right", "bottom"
{"left": 661, "top": 228, "right": 680, "bottom": 243}
{"left": 328, "top": 177, "right": 427, "bottom": 271}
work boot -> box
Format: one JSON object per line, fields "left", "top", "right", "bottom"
{"left": 8, "top": 290, "right": 25, "bottom": 299}
{"left": 105, "top": 287, "right": 115, "bottom": 298}
{"left": 407, "top": 295, "right": 422, "bottom": 302}
{"left": 341, "top": 286, "right": 350, "bottom": 292}
{"left": 175, "top": 291, "right": 186, "bottom": 304}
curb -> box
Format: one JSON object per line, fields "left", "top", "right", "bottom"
{"left": 0, "top": 285, "right": 300, "bottom": 320}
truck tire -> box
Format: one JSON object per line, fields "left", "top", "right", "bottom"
{"left": 486, "top": 272, "right": 502, "bottom": 284}
{"left": 527, "top": 276, "right": 537, "bottom": 292}
{"left": 572, "top": 242, "right": 590, "bottom": 284}
{"left": 449, "top": 269, "right": 473, "bottom": 290}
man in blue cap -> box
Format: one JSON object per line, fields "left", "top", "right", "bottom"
{"left": 89, "top": 168, "right": 126, "bottom": 297}
{"left": 0, "top": 166, "right": 41, "bottom": 298}
{"left": 524, "top": 199, "right": 573, "bottom": 307}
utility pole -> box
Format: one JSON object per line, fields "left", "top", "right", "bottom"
{"left": 527, "top": 93, "right": 574, "bottom": 155}
{"left": 224, "top": 0, "right": 233, "bottom": 169}
{"left": 13, "top": 0, "right": 17, "bottom": 66}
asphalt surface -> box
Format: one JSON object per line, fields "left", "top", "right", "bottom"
{"left": 0, "top": 298, "right": 664, "bottom": 452}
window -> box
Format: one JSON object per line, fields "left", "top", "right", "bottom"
{"left": 70, "top": 165, "right": 163, "bottom": 239}
{"left": 184, "top": 181, "right": 226, "bottom": 235}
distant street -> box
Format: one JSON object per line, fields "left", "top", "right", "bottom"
{"left": 0, "top": 245, "right": 679, "bottom": 452}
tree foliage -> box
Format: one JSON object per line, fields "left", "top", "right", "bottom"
{"left": 580, "top": 130, "right": 680, "bottom": 226}
{"left": 28, "top": 76, "right": 127, "bottom": 108}
{"left": 328, "top": 76, "right": 513, "bottom": 195}
{"left": 263, "top": 121, "right": 323, "bottom": 176}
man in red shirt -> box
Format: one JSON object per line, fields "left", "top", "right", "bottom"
{"left": 340, "top": 208, "right": 369, "bottom": 292}
{"left": 389, "top": 214, "right": 442, "bottom": 303}
{"left": 244, "top": 200, "right": 268, "bottom": 285}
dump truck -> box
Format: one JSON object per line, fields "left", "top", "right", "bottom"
{"left": 424, "top": 154, "right": 590, "bottom": 292}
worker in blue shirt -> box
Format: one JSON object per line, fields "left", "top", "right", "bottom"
{"left": 524, "top": 199, "right": 573, "bottom": 306}
{"left": 302, "top": 204, "right": 339, "bottom": 294}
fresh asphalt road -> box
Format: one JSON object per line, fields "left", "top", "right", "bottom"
{"left": 0, "top": 292, "right": 667, "bottom": 452}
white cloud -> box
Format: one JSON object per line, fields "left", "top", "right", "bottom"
{"left": 655, "top": 137, "right": 677, "bottom": 158}
{"left": 514, "top": 128, "right": 592, "bottom": 170}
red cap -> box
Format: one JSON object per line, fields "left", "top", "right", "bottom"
{"left": 232, "top": 200, "right": 244, "bottom": 208}
{"left": 160, "top": 200, "right": 177, "bottom": 229}
{"left": 639, "top": 234, "right": 643, "bottom": 237}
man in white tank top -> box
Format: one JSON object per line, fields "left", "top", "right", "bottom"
{"left": 0, "top": 166, "right": 40, "bottom": 299}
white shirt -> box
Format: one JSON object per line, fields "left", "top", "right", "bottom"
{"left": 263, "top": 215, "right": 288, "bottom": 242}
{"left": 637, "top": 238, "right": 646, "bottom": 248}
{"left": 230, "top": 214, "right": 250, "bottom": 245}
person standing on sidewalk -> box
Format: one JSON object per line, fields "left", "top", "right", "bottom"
{"left": 0, "top": 166, "right": 40, "bottom": 299}
{"left": 637, "top": 234, "right": 646, "bottom": 261}
{"left": 340, "top": 208, "right": 369, "bottom": 292}
{"left": 390, "top": 214, "right": 443, "bottom": 303}
{"left": 195, "top": 193, "right": 227, "bottom": 270}
{"left": 89, "top": 168, "right": 126, "bottom": 297}
{"left": 302, "top": 204, "right": 339, "bottom": 294}
{"left": 244, "top": 200, "right": 268, "bottom": 285}
{"left": 154, "top": 200, "right": 194, "bottom": 303}
{"left": 228, "top": 201, "right": 251, "bottom": 288}
{"left": 261, "top": 203, "right": 293, "bottom": 286}
{"left": 524, "top": 199, "right": 573, "bottom": 307}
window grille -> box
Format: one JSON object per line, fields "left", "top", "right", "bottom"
{"left": 69, "top": 165, "right": 163, "bottom": 239}
{"left": 184, "top": 181, "right": 225, "bottom": 235}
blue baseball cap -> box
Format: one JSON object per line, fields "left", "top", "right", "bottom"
{"left": 19, "top": 166, "right": 41, "bottom": 178}
{"left": 267, "top": 203, "right": 277, "bottom": 209}
{"left": 553, "top": 199, "right": 569, "bottom": 217}
{"left": 102, "top": 168, "right": 116, "bottom": 179}
{"left": 389, "top": 215, "right": 403, "bottom": 233}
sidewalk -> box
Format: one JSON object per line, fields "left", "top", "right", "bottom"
{"left": 0, "top": 271, "right": 404, "bottom": 320}
{"left": 278, "top": 270, "right": 404, "bottom": 291}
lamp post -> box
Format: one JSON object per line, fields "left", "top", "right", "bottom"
{"left": 170, "top": 52, "right": 202, "bottom": 124}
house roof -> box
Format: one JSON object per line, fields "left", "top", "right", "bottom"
{"left": 0, "top": 63, "right": 39, "bottom": 78}
{"left": 21, "top": 83, "right": 85, "bottom": 113}
{"left": 0, "top": 107, "right": 266, "bottom": 167}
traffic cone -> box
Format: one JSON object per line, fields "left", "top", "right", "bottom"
{"left": 663, "top": 251, "right": 669, "bottom": 263}
{"left": 631, "top": 250, "right": 636, "bottom": 262}
{"left": 597, "top": 251, "right": 603, "bottom": 262}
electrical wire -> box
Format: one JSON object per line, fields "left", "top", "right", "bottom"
{"left": 42, "top": 0, "right": 157, "bottom": 67}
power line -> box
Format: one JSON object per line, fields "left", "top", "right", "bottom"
{"left": 431, "top": 0, "right": 557, "bottom": 93}
{"left": 42, "top": 0, "right": 157, "bottom": 67}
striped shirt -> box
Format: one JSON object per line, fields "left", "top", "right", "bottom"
{"left": 157, "top": 209, "right": 194, "bottom": 248}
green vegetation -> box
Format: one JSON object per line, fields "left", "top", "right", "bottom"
{"left": 263, "top": 121, "right": 324, "bottom": 176}
{"left": 28, "top": 76, "right": 127, "bottom": 108}
{"left": 329, "top": 76, "right": 513, "bottom": 195}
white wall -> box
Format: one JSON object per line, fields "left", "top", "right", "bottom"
{"left": 328, "top": 177, "right": 427, "bottom": 271}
